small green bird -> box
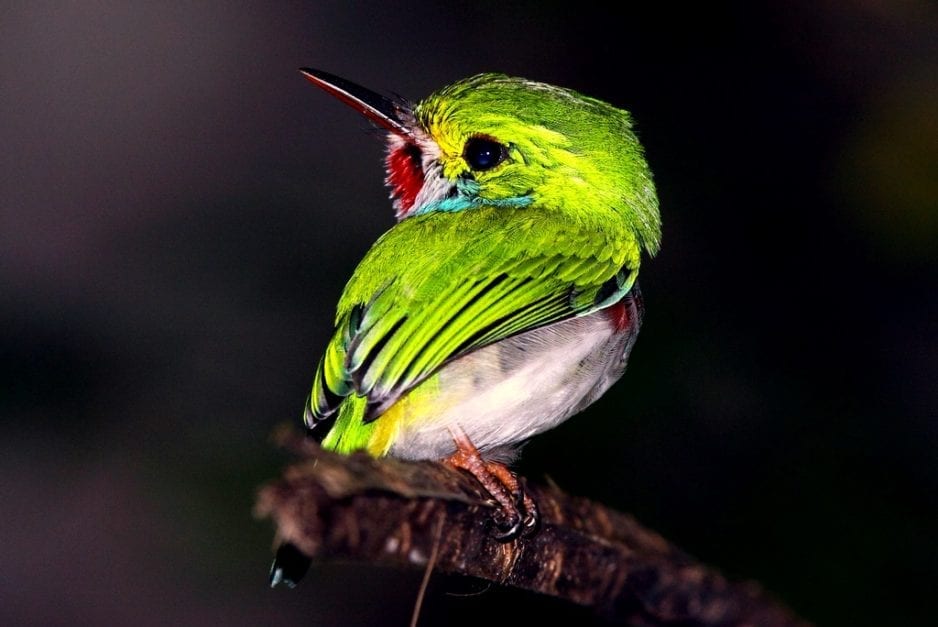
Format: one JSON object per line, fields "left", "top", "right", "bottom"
{"left": 299, "top": 68, "right": 660, "bottom": 537}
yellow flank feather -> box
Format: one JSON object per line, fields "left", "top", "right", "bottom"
{"left": 366, "top": 375, "right": 440, "bottom": 456}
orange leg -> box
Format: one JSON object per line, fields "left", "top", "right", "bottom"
{"left": 444, "top": 426, "right": 538, "bottom": 540}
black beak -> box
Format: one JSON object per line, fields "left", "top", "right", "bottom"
{"left": 299, "top": 67, "right": 413, "bottom": 139}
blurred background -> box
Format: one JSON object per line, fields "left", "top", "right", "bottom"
{"left": 1, "top": 1, "right": 935, "bottom": 625}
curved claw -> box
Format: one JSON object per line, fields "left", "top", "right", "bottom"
{"left": 492, "top": 509, "right": 524, "bottom": 541}
{"left": 520, "top": 487, "right": 540, "bottom": 534}
{"left": 494, "top": 488, "right": 539, "bottom": 540}
{"left": 443, "top": 427, "right": 542, "bottom": 543}
{"left": 493, "top": 493, "right": 541, "bottom": 541}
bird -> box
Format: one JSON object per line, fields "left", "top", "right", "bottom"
{"left": 297, "top": 66, "right": 659, "bottom": 544}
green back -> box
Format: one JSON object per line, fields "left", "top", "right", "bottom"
{"left": 305, "top": 74, "right": 661, "bottom": 452}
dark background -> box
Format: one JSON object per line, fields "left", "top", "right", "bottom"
{"left": 2, "top": 2, "right": 935, "bottom": 625}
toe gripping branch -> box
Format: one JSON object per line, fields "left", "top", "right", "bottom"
{"left": 258, "top": 432, "right": 811, "bottom": 626}
{"left": 444, "top": 427, "right": 539, "bottom": 540}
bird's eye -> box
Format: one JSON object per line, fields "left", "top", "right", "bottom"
{"left": 463, "top": 136, "right": 508, "bottom": 171}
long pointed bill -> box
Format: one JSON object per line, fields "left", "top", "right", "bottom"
{"left": 299, "top": 67, "right": 413, "bottom": 139}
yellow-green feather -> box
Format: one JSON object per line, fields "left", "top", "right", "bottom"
{"left": 306, "top": 73, "right": 661, "bottom": 457}
{"left": 309, "top": 205, "right": 638, "bottom": 453}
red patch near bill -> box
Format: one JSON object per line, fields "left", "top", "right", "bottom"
{"left": 386, "top": 143, "right": 424, "bottom": 215}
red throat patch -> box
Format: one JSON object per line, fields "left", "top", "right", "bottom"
{"left": 386, "top": 143, "right": 424, "bottom": 216}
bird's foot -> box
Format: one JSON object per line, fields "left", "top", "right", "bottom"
{"left": 444, "top": 428, "right": 539, "bottom": 541}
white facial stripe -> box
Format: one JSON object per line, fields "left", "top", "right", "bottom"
{"left": 386, "top": 128, "right": 456, "bottom": 220}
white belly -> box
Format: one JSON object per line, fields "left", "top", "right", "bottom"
{"left": 388, "top": 305, "right": 639, "bottom": 460}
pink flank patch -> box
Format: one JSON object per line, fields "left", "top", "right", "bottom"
{"left": 606, "top": 300, "right": 633, "bottom": 332}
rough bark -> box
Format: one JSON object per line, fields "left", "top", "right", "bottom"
{"left": 255, "top": 430, "right": 810, "bottom": 626}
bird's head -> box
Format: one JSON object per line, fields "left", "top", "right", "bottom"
{"left": 301, "top": 69, "right": 660, "bottom": 256}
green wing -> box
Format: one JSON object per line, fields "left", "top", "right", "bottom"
{"left": 305, "top": 205, "right": 639, "bottom": 426}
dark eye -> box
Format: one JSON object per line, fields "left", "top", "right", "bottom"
{"left": 463, "top": 136, "right": 507, "bottom": 171}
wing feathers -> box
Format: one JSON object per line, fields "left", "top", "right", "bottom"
{"left": 304, "top": 207, "right": 637, "bottom": 428}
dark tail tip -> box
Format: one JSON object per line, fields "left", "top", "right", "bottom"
{"left": 269, "top": 542, "right": 312, "bottom": 589}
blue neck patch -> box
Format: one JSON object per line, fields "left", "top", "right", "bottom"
{"left": 413, "top": 186, "right": 533, "bottom": 216}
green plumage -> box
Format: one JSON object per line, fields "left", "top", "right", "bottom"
{"left": 303, "top": 72, "right": 661, "bottom": 458}
{"left": 310, "top": 205, "right": 636, "bottom": 419}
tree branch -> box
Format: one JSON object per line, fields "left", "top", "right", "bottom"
{"left": 255, "top": 430, "right": 810, "bottom": 626}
